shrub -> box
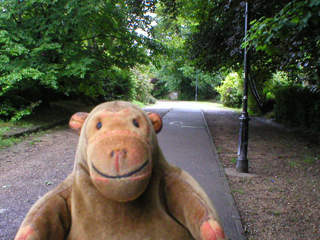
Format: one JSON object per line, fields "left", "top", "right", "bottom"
{"left": 215, "top": 72, "right": 243, "bottom": 108}
{"left": 274, "top": 85, "right": 320, "bottom": 135}
{"left": 264, "top": 71, "right": 290, "bottom": 100}
{"left": 131, "top": 67, "right": 154, "bottom": 104}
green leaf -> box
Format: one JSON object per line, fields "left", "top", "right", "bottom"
{"left": 290, "top": 17, "right": 300, "bottom": 24}
{"left": 265, "top": 44, "right": 280, "bottom": 55}
{"left": 309, "top": 0, "right": 320, "bottom": 7}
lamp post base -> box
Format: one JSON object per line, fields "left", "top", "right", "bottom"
{"left": 236, "top": 158, "right": 248, "bottom": 173}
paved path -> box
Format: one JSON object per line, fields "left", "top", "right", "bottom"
{"left": 145, "top": 101, "right": 245, "bottom": 240}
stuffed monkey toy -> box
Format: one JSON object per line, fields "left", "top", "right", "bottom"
{"left": 15, "top": 101, "right": 227, "bottom": 240}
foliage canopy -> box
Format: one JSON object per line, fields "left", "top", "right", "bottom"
{"left": 0, "top": 0, "right": 155, "bottom": 119}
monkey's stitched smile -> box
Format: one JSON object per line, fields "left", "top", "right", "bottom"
{"left": 92, "top": 161, "right": 149, "bottom": 179}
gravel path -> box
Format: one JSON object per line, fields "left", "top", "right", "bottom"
{"left": 1, "top": 127, "right": 77, "bottom": 239}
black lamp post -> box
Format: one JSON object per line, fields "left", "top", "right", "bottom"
{"left": 236, "top": 1, "right": 250, "bottom": 173}
{"left": 195, "top": 78, "right": 198, "bottom": 101}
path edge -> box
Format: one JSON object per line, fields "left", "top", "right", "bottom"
{"left": 201, "top": 109, "right": 247, "bottom": 240}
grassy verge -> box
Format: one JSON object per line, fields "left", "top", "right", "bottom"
{"left": 0, "top": 100, "right": 95, "bottom": 150}
{"left": 196, "top": 100, "right": 242, "bottom": 113}
{"left": 132, "top": 100, "right": 147, "bottom": 108}
{"left": 0, "top": 126, "right": 21, "bottom": 150}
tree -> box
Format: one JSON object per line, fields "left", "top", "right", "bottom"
{"left": 0, "top": 0, "right": 156, "bottom": 119}
{"left": 149, "top": 4, "right": 220, "bottom": 100}
{"left": 150, "top": 0, "right": 320, "bottom": 133}
{"left": 165, "top": 0, "right": 320, "bottom": 112}
{"left": 149, "top": 8, "right": 192, "bottom": 99}
{"left": 246, "top": 0, "right": 320, "bottom": 82}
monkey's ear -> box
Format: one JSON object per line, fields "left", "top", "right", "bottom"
{"left": 146, "top": 112, "right": 162, "bottom": 134}
{"left": 69, "top": 112, "right": 89, "bottom": 135}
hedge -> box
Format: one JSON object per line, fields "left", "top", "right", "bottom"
{"left": 274, "top": 85, "right": 320, "bottom": 135}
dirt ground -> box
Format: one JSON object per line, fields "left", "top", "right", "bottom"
{"left": 203, "top": 108, "right": 320, "bottom": 240}
{"left": 0, "top": 127, "right": 78, "bottom": 239}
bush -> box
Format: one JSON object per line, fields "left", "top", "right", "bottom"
{"left": 274, "top": 85, "right": 320, "bottom": 135}
{"left": 0, "top": 67, "right": 137, "bottom": 120}
{"left": 215, "top": 72, "right": 243, "bottom": 108}
{"left": 131, "top": 67, "right": 154, "bottom": 104}
{"left": 100, "top": 68, "right": 136, "bottom": 102}
{"left": 264, "top": 71, "right": 290, "bottom": 100}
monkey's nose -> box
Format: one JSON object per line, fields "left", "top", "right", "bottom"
{"left": 110, "top": 149, "right": 127, "bottom": 158}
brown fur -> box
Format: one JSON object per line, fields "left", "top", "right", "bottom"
{"left": 15, "top": 101, "right": 227, "bottom": 240}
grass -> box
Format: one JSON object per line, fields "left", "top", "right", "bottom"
{"left": 231, "top": 157, "right": 237, "bottom": 164}
{"left": 0, "top": 121, "right": 32, "bottom": 131}
{"left": 0, "top": 129, "right": 21, "bottom": 150}
{"left": 0, "top": 122, "right": 14, "bottom": 129}
{"left": 273, "top": 211, "right": 281, "bottom": 216}
{"left": 0, "top": 136, "right": 21, "bottom": 150}
{"left": 197, "top": 100, "right": 242, "bottom": 113}
{"left": 288, "top": 160, "right": 301, "bottom": 168}
{"left": 231, "top": 189, "right": 245, "bottom": 194}
{"left": 29, "top": 139, "right": 42, "bottom": 145}
{"left": 216, "top": 147, "right": 223, "bottom": 153}
{"left": 287, "top": 155, "right": 318, "bottom": 168}
{"left": 269, "top": 187, "right": 276, "bottom": 192}
{"left": 268, "top": 187, "right": 282, "bottom": 192}
{"left": 302, "top": 156, "right": 317, "bottom": 164}
{"left": 0, "top": 100, "right": 94, "bottom": 150}
{"left": 0, "top": 127, "right": 20, "bottom": 150}
{"left": 132, "top": 100, "right": 147, "bottom": 108}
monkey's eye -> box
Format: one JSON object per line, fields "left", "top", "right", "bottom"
{"left": 132, "top": 119, "right": 139, "bottom": 128}
{"left": 97, "top": 122, "right": 102, "bottom": 130}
